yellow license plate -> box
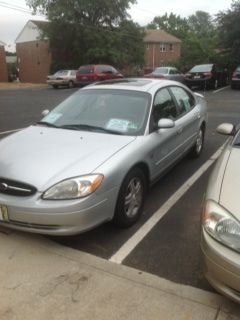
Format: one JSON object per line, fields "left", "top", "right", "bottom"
{"left": 0, "top": 205, "right": 9, "bottom": 221}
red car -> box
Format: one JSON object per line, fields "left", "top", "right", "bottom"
{"left": 76, "top": 64, "right": 123, "bottom": 86}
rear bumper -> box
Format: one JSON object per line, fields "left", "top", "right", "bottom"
{"left": 201, "top": 228, "right": 240, "bottom": 304}
{"left": 185, "top": 78, "right": 212, "bottom": 88}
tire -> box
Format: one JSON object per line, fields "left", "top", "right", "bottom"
{"left": 113, "top": 168, "right": 146, "bottom": 228}
{"left": 231, "top": 82, "right": 236, "bottom": 90}
{"left": 52, "top": 84, "right": 58, "bottom": 89}
{"left": 68, "top": 80, "right": 74, "bottom": 88}
{"left": 189, "top": 127, "right": 204, "bottom": 158}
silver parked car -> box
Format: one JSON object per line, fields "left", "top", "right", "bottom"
{"left": 46, "top": 70, "right": 77, "bottom": 89}
{"left": 0, "top": 79, "right": 207, "bottom": 235}
{"left": 201, "top": 123, "right": 240, "bottom": 304}
{"left": 144, "top": 67, "right": 185, "bottom": 83}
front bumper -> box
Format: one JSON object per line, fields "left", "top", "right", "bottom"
{"left": 0, "top": 188, "right": 118, "bottom": 236}
{"left": 201, "top": 228, "right": 240, "bottom": 304}
{"left": 46, "top": 80, "right": 70, "bottom": 86}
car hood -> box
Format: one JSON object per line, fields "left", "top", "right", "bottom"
{"left": 0, "top": 126, "right": 136, "bottom": 191}
{"left": 219, "top": 147, "right": 240, "bottom": 220}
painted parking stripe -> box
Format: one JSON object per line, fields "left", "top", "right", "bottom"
{"left": 0, "top": 128, "right": 23, "bottom": 135}
{"left": 213, "top": 85, "right": 229, "bottom": 94}
{"left": 109, "top": 142, "right": 228, "bottom": 264}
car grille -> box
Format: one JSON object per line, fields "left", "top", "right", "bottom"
{"left": 0, "top": 177, "right": 37, "bottom": 197}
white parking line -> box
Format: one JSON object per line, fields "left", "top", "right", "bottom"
{"left": 213, "top": 85, "right": 229, "bottom": 94}
{"left": 109, "top": 142, "right": 227, "bottom": 264}
{"left": 0, "top": 128, "right": 23, "bottom": 135}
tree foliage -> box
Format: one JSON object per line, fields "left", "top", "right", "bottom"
{"left": 26, "top": 0, "right": 145, "bottom": 72}
{"left": 147, "top": 11, "right": 219, "bottom": 71}
{"left": 217, "top": 0, "right": 240, "bottom": 69}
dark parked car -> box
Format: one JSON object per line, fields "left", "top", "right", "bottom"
{"left": 231, "top": 66, "right": 240, "bottom": 89}
{"left": 76, "top": 64, "right": 123, "bottom": 86}
{"left": 184, "top": 64, "right": 228, "bottom": 90}
{"left": 144, "top": 67, "right": 185, "bottom": 83}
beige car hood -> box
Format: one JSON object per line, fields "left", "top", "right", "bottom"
{"left": 220, "top": 148, "right": 240, "bottom": 220}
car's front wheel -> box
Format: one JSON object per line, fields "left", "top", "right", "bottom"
{"left": 113, "top": 168, "right": 146, "bottom": 228}
{"left": 190, "top": 127, "right": 204, "bottom": 158}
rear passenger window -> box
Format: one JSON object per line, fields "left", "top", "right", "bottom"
{"left": 170, "top": 86, "right": 195, "bottom": 115}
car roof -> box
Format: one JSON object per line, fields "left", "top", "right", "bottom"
{"left": 81, "top": 78, "right": 181, "bottom": 93}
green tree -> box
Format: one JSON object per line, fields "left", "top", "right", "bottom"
{"left": 217, "top": 0, "right": 240, "bottom": 69}
{"left": 26, "top": 0, "right": 144, "bottom": 72}
{"left": 146, "top": 11, "right": 219, "bottom": 71}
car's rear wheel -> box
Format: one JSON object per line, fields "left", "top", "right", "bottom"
{"left": 190, "top": 126, "right": 204, "bottom": 158}
{"left": 52, "top": 84, "right": 58, "bottom": 89}
{"left": 113, "top": 168, "right": 146, "bottom": 228}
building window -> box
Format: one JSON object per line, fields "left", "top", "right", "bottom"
{"left": 169, "top": 43, "right": 173, "bottom": 52}
{"left": 159, "top": 43, "right": 167, "bottom": 52}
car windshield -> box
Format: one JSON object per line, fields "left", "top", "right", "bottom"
{"left": 190, "top": 64, "right": 213, "bottom": 72}
{"left": 40, "top": 89, "right": 151, "bottom": 136}
{"left": 153, "top": 67, "right": 168, "bottom": 75}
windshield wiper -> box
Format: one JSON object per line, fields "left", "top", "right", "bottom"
{"left": 36, "top": 121, "right": 59, "bottom": 128}
{"left": 60, "top": 124, "right": 124, "bottom": 135}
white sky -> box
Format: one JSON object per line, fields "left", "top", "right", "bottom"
{"left": 0, "top": 0, "right": 232, "bottom": 52}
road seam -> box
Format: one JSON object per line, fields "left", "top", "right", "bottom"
{"left": 109, "top": 142, "right": 228, "bottom": 264}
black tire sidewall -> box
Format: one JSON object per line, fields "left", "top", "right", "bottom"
{"left": 113, "top": 168, "right": 146, "bottom": 228}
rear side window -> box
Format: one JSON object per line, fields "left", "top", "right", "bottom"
{"left": 170, "top": 86, "right": 195, "bottom": 115}
{"left": 78, "top": 66, "right": 94, "bottom": 74}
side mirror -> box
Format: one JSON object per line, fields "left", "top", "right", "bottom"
{"left": 42, "top": 109, "right": 50, "bottom": 117}
{"left": 157, "top": 118, "right": 175, "bottom": 129}
{"left": 216, "top": 123, "right": 235, "bottom": 136}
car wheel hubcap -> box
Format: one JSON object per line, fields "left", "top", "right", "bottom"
{"left": 196, "top": 130, "right": 203, "bottom": 153}
{"left": 124, "top": 177, "right": 143, "bottom": 218}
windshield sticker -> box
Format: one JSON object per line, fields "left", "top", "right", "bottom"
{"left": 43, "top": 112, "right": 62, "bottom": 123}
{"left": 106, "top": 119, "right": 137, "bottom": 132}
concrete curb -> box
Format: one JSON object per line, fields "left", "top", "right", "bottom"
{"left": 0, "top": 228, "right": 239, "bottom": 319}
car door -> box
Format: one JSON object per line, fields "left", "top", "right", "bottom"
{"left": 148, "top": 87, "right": 184, "bottom": 179}
{"left": 169, "top": 86, "right": 200, "bottom": 153}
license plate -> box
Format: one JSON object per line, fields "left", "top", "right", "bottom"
{"left": 194, "top": 75, "right": 201, "bottom": 79}
{"left": 0, "top": 205, "right": 9, "bottom": 221}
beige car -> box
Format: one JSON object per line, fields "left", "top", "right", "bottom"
{"left": 46, "top": 70, "right": 77, "bottom": 89}
{"left": 201, "top": 123, "right": 240, "bottom": 304}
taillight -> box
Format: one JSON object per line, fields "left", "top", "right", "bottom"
{"left": 184, "top": 73, "right": 191, "bottom": 78}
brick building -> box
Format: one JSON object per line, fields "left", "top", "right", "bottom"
{"left": 0, "top": 41, "right": 8, "bottom": 82}
{"left": 15, "top": 20, "right": 51, "bottom": 83}
{"left": 144, "top": 29, "right": 181, "bottom": 73}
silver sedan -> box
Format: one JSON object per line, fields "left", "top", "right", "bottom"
{"left": 201, "top": 123, "right": 240, "bottom": 304}
{"left": 0, "top": 79, "right": 207, "bottom": 235}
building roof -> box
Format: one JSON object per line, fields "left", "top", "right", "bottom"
{"left": 144, "top": 29, "right": 181, "bottom": 44}
{"left": 29, "top": 20, "right": 49, "bottom": 30}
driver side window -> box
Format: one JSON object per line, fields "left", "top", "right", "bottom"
{"left": 152, "top": 88, "right": 178, "bottom": 126}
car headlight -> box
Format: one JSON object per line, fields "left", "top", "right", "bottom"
{"left": 202, "top": 200, "right": 240, "bottom": 253}
{"left": 42, "top": 174, "right": 103, "bottom": 200}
